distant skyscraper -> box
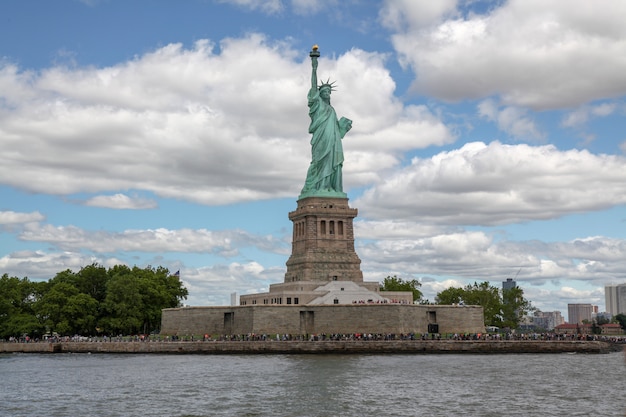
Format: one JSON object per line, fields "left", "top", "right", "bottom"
{"left": 533, "top": 310, "right": 565, "bottom": 330}
{"left": 503, "top": 278, "right": 517, "bottom": 291}
{"left": 605, "top": 284, "right": 626, "bottom": 315}
{"left": 568, "top": 304, "right": 593, "bottom": 324}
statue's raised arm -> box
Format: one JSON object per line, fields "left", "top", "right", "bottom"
{"left": 299, "top": 45, "right": 352, "bottom": 200}
{"left": 310, "top": 45, "right": 319, "bottom": 91}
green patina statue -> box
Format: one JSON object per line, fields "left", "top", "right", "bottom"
{"left": 299, "top": 45, "right": 352, "bottom": 200}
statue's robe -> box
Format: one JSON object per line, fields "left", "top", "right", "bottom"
{"left": 301, "top": 87, "right": 345, "bottom": 195}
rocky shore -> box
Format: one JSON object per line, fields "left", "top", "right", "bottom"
{"left": 2, "top": 339, "right": 623, "bottom": 354}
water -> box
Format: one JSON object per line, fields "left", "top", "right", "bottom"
{"left": 1, "top": 352, "right": 624, "bottom": 416}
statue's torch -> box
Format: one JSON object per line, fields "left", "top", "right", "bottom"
{"left": 310, "top": 44, "right": 320, "bottom": 58}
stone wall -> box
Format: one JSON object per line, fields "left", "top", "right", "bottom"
{"left": 160, "top": 304, "right": 485, "bottom": 336}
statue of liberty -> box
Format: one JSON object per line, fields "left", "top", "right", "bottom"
{"left": 299, "top": 45, "right": 352, "bottom": 199}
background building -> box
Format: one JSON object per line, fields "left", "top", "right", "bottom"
{"left": 532, "top": 310, "right": 565, "bottom": 330}
{"left": 605, "top": 283, "right": 626, "bottom": 315}
{"left": 567, "top": 304, "right": 594, "bottom": 324}
{"left": 502, "top": 278, "right": 517, "bottom": 291}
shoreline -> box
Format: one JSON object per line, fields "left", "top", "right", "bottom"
{"left": 2, "top": 340, "right": 623, "bottom": 354}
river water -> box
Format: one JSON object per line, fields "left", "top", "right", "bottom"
{"left": 1, "top": 351, "right": 624, "bottom": 416}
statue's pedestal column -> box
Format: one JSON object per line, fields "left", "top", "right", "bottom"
{"left": 284, "top": 196, "right": 363, "bottom": 283}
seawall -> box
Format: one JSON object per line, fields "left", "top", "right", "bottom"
{"left": 1, "top": 340, "right": 622, "bottom": 354}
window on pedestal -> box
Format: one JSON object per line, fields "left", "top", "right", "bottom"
{"left": 329, "top": 221, "right": 334, "bottom": 235}
{"left": 428, "top": 311, "right": 437, "bottom": 322}
{"left": 320, "top": 220, "right": 326, "bottom": 235}
{"left": 338, "top": 221, "right": 344, "bottom": 235}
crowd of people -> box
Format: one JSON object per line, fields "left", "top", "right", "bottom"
{"left": 4, "top": 332, "right": 625, "bottom": 344}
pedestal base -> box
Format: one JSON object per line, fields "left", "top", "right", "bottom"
{"left": 284, "top": 196, "right": 363, "bottom": 283}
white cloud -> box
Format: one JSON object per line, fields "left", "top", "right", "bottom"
{"left": 16, "top": 223, "right": 288, "bottom": 255}
{"left": 562, "top": 102, "right": 618, "bottom": 128}
{"left": 379, "top": 0, "right": 457, "bottom": 30}
{"left": 421, "top": 279, "right": 465, "bottom": 302}
{"left": 382, "top": 0, "right": 626, "bottom": 109}
{"left": 291, "top": 0, "right": 333, "bottom": 15}
{"left": 216, "top": 0, "right": 285, "bottom": 14}
{"left": 0, "top": 210, "right": 45, "bottom": 225}
{"left": 355, "top": 220, "right": 454, "bottom": 240}
{"left": 0, "top": 250, "right": 124, "bottom": 280}
{"left": 83, "top": 193, "right": 158, "bottom": 209}
{"left": 0, "top": 35, "right": 449, "bottom": 204}
{"left": 495, "top": 107, "right": 543, "bottom": 140}
{"left": 181, "top": 262, "right": 285, "bottom": 306}
{"left": 522, "top": 285, "right": 606, "bottom": 316}
{"left": 478, "top": 99, "right": 543, "bottom": 140}
{"left": 558, "top": 286, "right": 600, "bottom": 300}
{"left": 356, "top": 141, "right": 626, "bottom": 225}
{"left": 477, "top": 99, "right": 498, "bottom": 120}
{"left": 357, "top": 229, "right": 626, "bottom": 313}
{"left": 592, "top": 103, "right": 618, "bottom": 117}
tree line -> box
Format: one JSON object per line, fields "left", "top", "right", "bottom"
{"left": 380, "top": 276, "right": 533, "bottom": 329}
{"left": 0, "top": 264, "right": 188, "bottom": 339}
{"left": 434, "top": 281, "right": 534, "bottom": 329}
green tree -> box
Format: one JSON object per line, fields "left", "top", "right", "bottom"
{"left": 35, "top": 281, "right": 80, "bottom": 335}
{"left": 463, "top": 282, "right": 503, "bottom": 327}
{"left": 0, "top": 274, "right": 46, "bottom": 338}
{"left": 100, "top": 265, "right": 187, "bottom": 335}
{"left": 100, "top": 266, "right": 143, "bottom": 335}
{"left": 76, "top": 263, "right": 110, "bottom": 303}
{"left": 135, "top": 265, "right": 185, "bottom": 334}
{"left": 1, "top": 264, "right": 187, "bottom": 337}
{"left": 435, "top": 287, "right": 465, "bottom": 305}
{"left": 379, "top": 275, "right": 422, "bottom": 302}
{"left": 64, "top": 293, "right": 99, "bottom": 335}
{"left": 435, "top": 281, "right": 533, "bottom": 328}
{"left": 501, "top": 286, "right": 534, "bottom": 329}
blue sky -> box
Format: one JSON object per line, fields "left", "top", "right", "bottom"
{"left": 1, "top": 0, "right": 626, "bottom": 320}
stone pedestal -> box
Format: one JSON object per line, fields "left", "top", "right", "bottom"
{"left": 284, "top": 196, "right": 363, "bottom": 283}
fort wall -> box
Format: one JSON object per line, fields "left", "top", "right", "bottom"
{"left": 160, "top": 304, "right": 485, "bottom": 336}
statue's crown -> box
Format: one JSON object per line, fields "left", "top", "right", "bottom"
{"left": 319, "top": 78, "right": 337, "bottom": 92}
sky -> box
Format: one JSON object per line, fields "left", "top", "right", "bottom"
{"left": 1, "top": 0, "right": 626, "bottom": 321}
